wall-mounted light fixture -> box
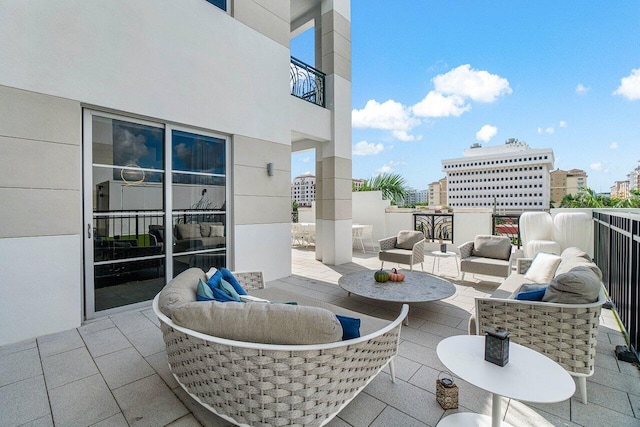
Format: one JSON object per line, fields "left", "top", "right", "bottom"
{"left": 267, "top": 162, "right": 274, "bottom": 176}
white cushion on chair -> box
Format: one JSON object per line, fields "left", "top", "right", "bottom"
{"left": 525, "top": 240, "right": 561, "bottom": 259}
{"left": 524, "top": 252, "right": 562, "bottom": 284}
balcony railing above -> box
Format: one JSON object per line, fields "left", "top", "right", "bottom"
{"left": 290, "top": 56, "right": 325, "bottom": 108}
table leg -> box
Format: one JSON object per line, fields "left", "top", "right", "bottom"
{"left": 491, "top": 393, "right": 501, "bottom": 427}
{"left": 432, "top": 257, "right": 436, "bottom": 274}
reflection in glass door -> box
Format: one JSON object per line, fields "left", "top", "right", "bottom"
{"left": 83, "top": 111, "right": 229, "bottom": 317}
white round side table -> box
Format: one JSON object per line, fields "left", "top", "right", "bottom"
{"left": 431, "top": 251, "right": 459, "bottom": 275}
{"left": 436, "top": 335, "right": 575, "bottom": 427}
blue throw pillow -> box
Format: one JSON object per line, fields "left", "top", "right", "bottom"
{"left": 220, "top": 268, "right": 247, "bottom": 295}
{"left": 219, "top": 278, "right": 242, "bottom": 302}
{"left": 515, "top": 286, "right": 547, "bottom": 301}
{"left": 196, "top": 279, "right": 215, "bottom": 301}
{"left": 336, "top": 315, "right": 361, "bottom": 340}
{"left": 206, "top": 269, "right": 223, "bottom": 290}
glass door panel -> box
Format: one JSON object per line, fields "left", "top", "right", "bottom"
{"left": 171, "top": 130, "right": 226, "bottom": 276}
{"left": 88, "top": 114, "right": 166, "bottom": 313}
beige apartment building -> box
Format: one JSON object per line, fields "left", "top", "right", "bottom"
{"left": 550, "top": 168, "right": 588, "bottom": 206}
{"left": 428, "top": 177, "right": 448, "bottom": 207}
{"left": 611, "top": 180, "right": 630, "bottom": 199}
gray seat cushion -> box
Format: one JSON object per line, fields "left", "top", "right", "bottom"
{"left": 472, "top": 235, "right": 512, "bottom": 260}
{"left": 543, "top": 266, "right": 602, "bottom": 304}
{"left": 460, "top": 256, "right": 510, "bottom": 278}
{"left": 379, "top": 248, "right": 413, "bottom": 264}
{"left": 395, "top": 230, "right": 424, "bottom": 250}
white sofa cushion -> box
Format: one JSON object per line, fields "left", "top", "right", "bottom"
{"left": 524, "top": 252, "right": 562, "bottom": 283}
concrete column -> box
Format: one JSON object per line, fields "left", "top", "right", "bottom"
{"left": 315, "top": 0, "right": 352, "bottom": 265}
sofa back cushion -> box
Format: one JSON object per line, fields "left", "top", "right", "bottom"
{"left": 158, "top": 268, "right": 204, "bottom": 317}
{"left": 542, "top": 266, "right": 602, "bottom": 304}
{"left": 524, "top": 252, "right": 562, "bottom": 284}
{"left": 171, "top": 300, "right": 343, "bottom": 345}
{"left": 176, "top": 223, "right": 202, "bottom": 239}
{"left": 472, "top": 235, "right": 512, "bottom": 260}
{"left": 395, "top": 230, "right": 424, "bottom": 250}
{"left": 555, "top": 247, "right": 602, "bottom": 278}
{"left": 199, "top": 222, "right": 223, "bottom": 237}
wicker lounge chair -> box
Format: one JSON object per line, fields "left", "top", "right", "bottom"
{"left": 153, "top": 270, "right": 408, "bottom": 426}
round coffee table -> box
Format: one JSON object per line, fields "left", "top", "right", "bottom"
{"left": 338, "top": 270, "right": 456, "bottom": 325}
{"left": 436, "top": 335, "right": 575, "bottom": 427}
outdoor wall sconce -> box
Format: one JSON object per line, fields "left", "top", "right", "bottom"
{"left": 267, "top": 162, "right": 274, "bottom": 176}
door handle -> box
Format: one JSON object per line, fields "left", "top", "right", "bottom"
{"left": 87, "top": 224, "right": 92, "bottom": 239}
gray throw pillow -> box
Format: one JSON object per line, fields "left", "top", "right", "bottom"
{"left": 176, "top": 223, "right": 202, "bottom": 239}
{"left": 157, "top": 268, "right": 203, "bottom": 317}
{"left": 472, "top": 235, "right": 512, "bottom": 260}
{"left": 395, "top": 230, "right": 424, "bottom": 250}
{"left": 542, "top": 266, "right": 601, "bottom": 304}
{"left": 171, "top": 300, "right": 343, "bottom": 345}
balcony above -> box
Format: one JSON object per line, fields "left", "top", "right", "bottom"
{"left": 290, "top": 56, "right": 325, "bottom": 108}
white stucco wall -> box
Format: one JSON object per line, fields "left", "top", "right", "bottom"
{"left": 352, "top": 191, "right": 389, "bottom": 241}
{"left": 0, "top": 236, "right": 82, "bottom": 345}
{"left": 0, "top": 0, "right": 291, "bottom": 146}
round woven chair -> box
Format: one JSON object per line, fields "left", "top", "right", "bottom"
{"left": 153, "top": 272, "right": 408, "bottom": 427}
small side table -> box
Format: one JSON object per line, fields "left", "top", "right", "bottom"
{"left": 431, "top": 251, "right": 459, "bottom": 275}
{"left": 436, "top": 335, "right": 575, "bottom": 427}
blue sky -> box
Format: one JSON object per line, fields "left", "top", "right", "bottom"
{"left": 291, "top": 1, "right": 640, "bottom": 193}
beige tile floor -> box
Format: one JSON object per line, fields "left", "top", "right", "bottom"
{"left": 1, "top": 246, "right": 639, "bottom": 426}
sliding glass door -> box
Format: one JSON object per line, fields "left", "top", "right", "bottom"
{"left": 83, "top": 110, "right": 228, "bottom": 317}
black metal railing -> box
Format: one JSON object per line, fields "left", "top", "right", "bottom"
{"left": 290, "top": 56, "right": 325, "bottom": 108}
{"left": 413, "top": 213, "right": 454, "bottom": 242}
{"left": 492, "top": 214, "right": 521, "bottom": 247}
{"left": 593, "top": 210, "right": 640, "bottom": 360}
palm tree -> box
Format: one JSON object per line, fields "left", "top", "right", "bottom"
{"left": 357, "top": 173, "right": 408, "bottom": 204}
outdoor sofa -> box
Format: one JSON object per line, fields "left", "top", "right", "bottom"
{"left": 153, "top": 268, "right": 408, "bottom": 426}
{"left": 469, "top": 247, "right": 606, "bottom": 404}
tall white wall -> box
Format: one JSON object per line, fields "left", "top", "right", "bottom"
{"left": 352, "top": 191, "right": 389, "bottom": 241}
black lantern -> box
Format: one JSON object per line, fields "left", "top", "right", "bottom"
{"left": 440, "top": 243, "right": 447, "bottom": 253}
{"left": 484, "top": 327, "right": 510, "bottom": 366}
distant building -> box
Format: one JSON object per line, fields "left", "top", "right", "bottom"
{"left": 428, "top": 177, "right": 447, "bottom": 207}
{"left": 352, "top": 178, "right": 366, "bottom": 191}
{"left": 550, "top": 168, "right": 588, "bottom": 206}
{"left": 403, "top": 188, "right": 428, "bottom": 205}
{"left": 627, "top": 161, "right": 640, "bottom": 192}
{"left": 442, "top": 139, "right": 554, "bottom": 211}
{"left": 611, "top": 180, "right": 630, "bottom": 200}
{"left": 291, "top": 174, "right": 316, "bottom": 207}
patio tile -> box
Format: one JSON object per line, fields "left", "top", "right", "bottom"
{"left": 125, "top": 325, "right": 166, "bottom": 357}
{"left": 363, "top": 372, "right": 445, "bottom": 427}
{"left": 417, "top": 320, "right": 465, "bottom": 338}
{"left": 382, "top": 355, "right": 422, "bottom": 382}
{"left": 78, "top": 318, "right": 116, "bottom": 337}
{"left": 570, "top": 379, "right": 634, "bottom": 416}
{"left": 21, "top": 414, "right": 54, "bottom": 427}
{"left": 370, "top": 405, "right": 428, "bottom": 427}
{"left": 37, "top": 329, "right": 84, "bottom": 358}
{"left": 90, "top": 413, "right": 128, "bottom": 427}
{"left": 398, "top": 340, "right": 446, "bottom": 371}
{"left": 0, "top": 346, "right": 42, "bottom": 387}
{"left": 0, "top": 376, "right": 50, "bottom": 426}
{"left": 94, "top": 346, "right": 155, "bottom": 389}
{"left": 110, "top": 311, "right": 157, "bottom": 335}
{"left": 42, "top": 346, "right": 99, "bottom": 390}
{"left": 505, "top": 400, "right": 579, "bottom": 427}
{"left": 83, "top": 326, "right": 132, "bottom": 358}
{"left": 166, "top": 414, "right": 204, "bottom": 426}
{"left": 335, "top": 391, "right": 386, "bottom": 426}
{"left": 145, "top": 350, "right": 180, "bottom": 389}
{"left": 171, "top": 385, "right": 230, "bottom": 426}
{"left": 141, "top": 308, "right": 161, "bottom": 327}
{"left": 327, "top": 415, "right": 352, "bottom": 427}
{"left": 589, "top": 364, "right": 640, "bottom": 395}
{"left": 628, "top": 392, "right": 640, "bottom": 418}
{"left": 113, "top": 374, "right": 189, "bottom": 426}
{"left": 49, "top": 374, "right": 120, "bottom": 427}
{"left": 570, "top": 399, "right": 639, "bottom": 427}
{"left": 0, "top": 338, "right": 36, "bottom": 357}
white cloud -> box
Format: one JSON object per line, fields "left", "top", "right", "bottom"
{"left": 613, "top": 68, "right": 640, "bottom": 100}
{"left": 537, "top": 126, "right": 554, "bottom": 134}
{"left": 432, "top": 64, "right": 512, "bottom": 103}
{"left": 375, "top": 160, "right": 405, "bottom": 175}
{"left": 590, "top": 162, "right": 603, "bottom": 171}
{"left": 412, "top": 91, "right": 470, "bottom": 118}
{"left": 559, "top": 121, "right": 567, "bottom": 128}
{"left": 353, "top": 141, "right": 384, "bottom": 156}
{"left": 301, "top": 156, "right": 311, "bottom": 163}
{"left": 476, "top": 125, "right": 498, "bottom": 142}
{"left": 610, "top": 142, "right": 619, "bottom": 150}
{"left": 352, "top": 99, "right": 421, "bottom": 138}
{"left": 576, "top": 83, "right": 590, "bottom": 95}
